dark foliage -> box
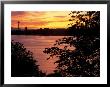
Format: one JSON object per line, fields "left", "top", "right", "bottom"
{"left": 11, "top": 41, "right": 46, "bottom": 77}
{"left": 46, "top": 71, "right": 62, "bottom": 77}
{"left": 67, "top": 11, "right": 100, "bottom": 36}
{"left": 43, "top": 11, "right": 100, "bottom": 77}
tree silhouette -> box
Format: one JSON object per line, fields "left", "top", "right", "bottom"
{"left": 68, "top": 11, "right": 100, "bottom": 36}
{"left": 46, "top": 70, "right": 62, "bottom": 77}
{"left": 68, "top": 11, "right": 100, "bottom": 29}
{"left": 11, "top": 41, "right": 46, "bottom": 77}
{"left": 43, "top": 11, "right": 100, "bottom": 77}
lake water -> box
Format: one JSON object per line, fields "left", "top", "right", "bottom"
{"left": 12, "top": 35, "right": 65, "bottom": 74}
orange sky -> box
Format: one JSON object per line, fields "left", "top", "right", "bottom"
{"left": 11, "top": 11, "right": 71, "bottom": 29}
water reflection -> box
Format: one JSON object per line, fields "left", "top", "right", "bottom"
{"left": 12, "top": 35, "right": 64, "bottom": 74}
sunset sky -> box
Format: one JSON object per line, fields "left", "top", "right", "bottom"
{"left": 11, "top": 11, "right": 72, "bottom": 29}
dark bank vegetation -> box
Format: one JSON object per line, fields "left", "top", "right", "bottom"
{"left": 11, "top": 41, "right": 46, "bottom": 77}
{"left": 43, "top": 11, "right": 100, "bottom": 77}
{"left": 11, "top": 29, "right": 68, "bottom": 36}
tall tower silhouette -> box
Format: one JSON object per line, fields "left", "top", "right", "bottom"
{"left": 18, "top": 21, "right": 20, "bottom": 30}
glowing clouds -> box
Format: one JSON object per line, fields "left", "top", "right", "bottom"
{"left": 11, "top": 11, "right": 71, "bottom": 29}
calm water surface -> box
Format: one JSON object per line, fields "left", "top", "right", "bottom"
{"left": 12, "top": 35, "right": 65, "bottom": 74}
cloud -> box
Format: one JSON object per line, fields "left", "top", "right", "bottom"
{"left": 12, "top": 21, "right": 49, "bottom": 28}
{"left": 11, "top": 11, "right": 46, "bottom": 20}
{"left": 22, "top": 21, "right": 48, "bottom": 26}
{"left": 11, "top": 11, "right": 47, "bottom": 24}
{"left": 11, "top": 11, "right": 27, "bottom": 16}
{"left": 47, "top": 20, "right": 68, "bottom": 23}
{"left": 54, "top": 16, "right": 66, "bottom": 18}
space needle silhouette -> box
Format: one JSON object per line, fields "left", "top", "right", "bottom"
{"left": 17, "top": 21, "right": 20, "bottom": 30}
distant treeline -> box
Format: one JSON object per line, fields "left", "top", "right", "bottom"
{"left": 11, "top": 28, "right": 99, "bottom": 36}
{"left": 11, "top": 29, "right": 67, "bottom": 36}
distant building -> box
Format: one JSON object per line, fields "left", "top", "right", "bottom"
{"left": 25, "top": 27, "right": 27, "bottom": 31}
{"left": 44, "top": 28, "right": 49, "bottom": 30}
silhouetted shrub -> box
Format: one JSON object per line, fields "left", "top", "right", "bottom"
{"left": 46, "top": 70, "right": 62, "bottom": 77}
{"left": 11, "top": 41, "right": 45, "bottom": 77}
